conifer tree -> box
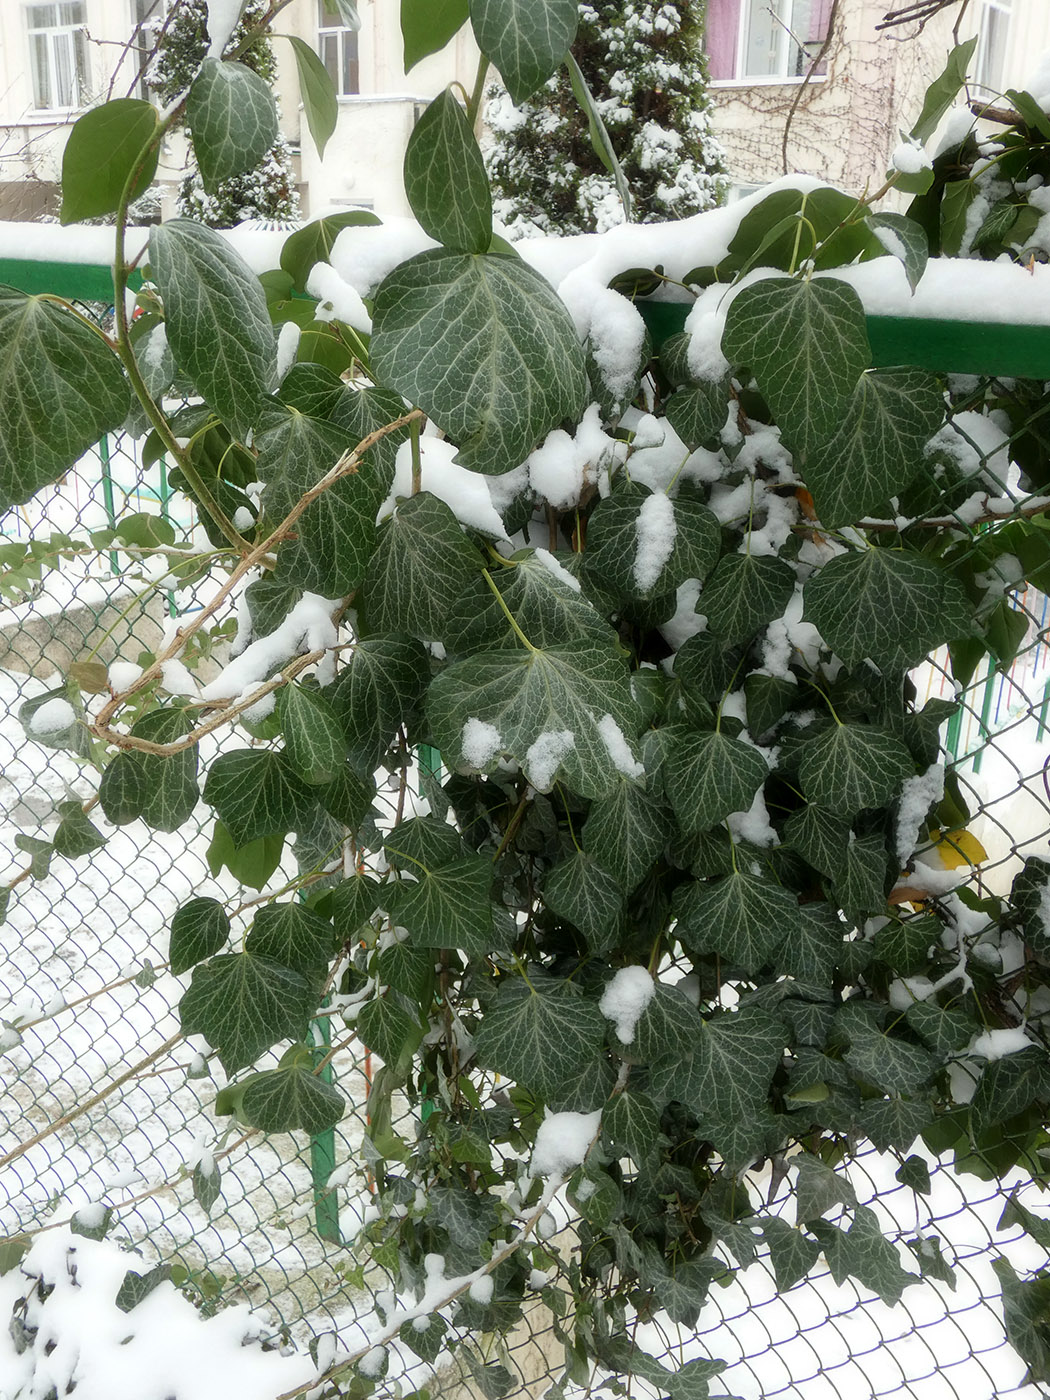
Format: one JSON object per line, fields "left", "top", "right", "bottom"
{"left": 149, "top": 0, "right": 300, "bottom": 227}
{"left": 485, "top": 0, "right": 727, "bottom": 236}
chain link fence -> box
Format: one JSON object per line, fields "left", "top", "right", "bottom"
{"left": 4, "top": 275, "right": 1050, "bottom": 1399}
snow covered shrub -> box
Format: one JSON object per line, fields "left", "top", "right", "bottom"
{"left": 6, "top": 5, "right": 1050, "bottom": 1395}
{"left": 485, "top": 0, "right": 727, "bottom": 235}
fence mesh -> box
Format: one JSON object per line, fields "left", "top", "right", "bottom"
{"left": 4, "top": 291, "right": 1050, "bottom": 1400}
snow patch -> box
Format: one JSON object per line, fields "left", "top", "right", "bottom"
{"left": 531, "top": 1109, "right": 602, "bottom": 1177}
{"left": 599, "top": 966, "right": 655, "bottom": 1044}
{"left": 461, "top": 718, "right": 503, "bottom": 769}
{"left": 525, "top": 730, "right": 575, "bottom": 790}
{"left": 28, "top": 698, "right": 77, "bottom": 736}
{"left": 633, "top": 492, "right": 676, "bottom": 593}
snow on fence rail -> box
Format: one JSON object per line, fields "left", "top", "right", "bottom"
{"left": 6, "top": 253, "right": 1050, "bottom": 1400}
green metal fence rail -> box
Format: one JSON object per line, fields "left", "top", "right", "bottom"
{"left": 5, "top": 258, "right": 1050, "bottom": 1399}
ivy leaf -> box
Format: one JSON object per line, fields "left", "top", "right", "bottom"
{"left": 330, "top": 634, "right": 429, "bottom": 776}
{"left": 810, "top": 1205, "right": 916, "bottom": 1306}
{"left": 186, "top": 59, "right": 279, "bottom": 191}
{"left": 60, "top": 99, "right": 160, "bottom": 224}
{"left": 834, "top": 832, "right": 891, "bottom": 918}
{"left": 116, "top": 1264, "right": 172, "bottom": 1313}
{"left": 801, "top": 370, "right": 944, "bottom": 527}
{"left": 868, "top": 211, "right": 929, "bottom": 293}
{"left": 664, "top": 380, "right": 728, "bottom": 450}
{"left": 428, "top": 640, "right": 638, "bottom": 800}
{"left": 279, "top": 210, "right": 381, "bottom": 292}
{"left": 385, "top": 816, "right": 468, "bottom": 869}
{"left": 371, "top": 250, "right": 587, "bottom": 475}
{"left": 760, "top": 1216, "right": 822, "bottom": 1292}
{"left": 469, "top": 0, "right": 579, "bottom": 103}
{"left": 404, "top": 88, "right": 491, "bottom": 252}
{"left": 238, "top": 1064, "right": 345, "bottom": 1134}
{"left": 775, "top": 902, "right": 844, "bottom": 984}
{"left": 798, "top": 723, "right": 914, "bottom": 816}
{"left": 400, "top": 1314, "right": 448, "bottom": 1363}
{"left": 15, "top": 835, "right": 53, "bottom": 882}
{"left": 385, "top": 853, "right": 495, "bottom": 956}
{"left": 361, "top": 493, "right": 484, "bottom": 639}
{"left": 206, "top": 822, "right": 284, "bottom": 892}
{"left": 722, "top": 277, "right": 870, "bottom": 456}
{"left": 50, "top": 800, "right": 106, "bottom": 859}
{"left": 203, "top": 750, "right": 316, "bottom": 848}
{"left": 858, "top": 1096, "right": 932, "bottom": 1152}
{"left": 582, "top": 778, "right": 669, "bottom": 894}
{"left": 377, "top": 942, "right": 433, "bottom": 1000}
{"left": 656, "top": 1258, "right": 728, "bottom": 1328}
{"left": 278, "top": 684, "right": 347, "bottom": 785}
{"left": 603, "top": 1089, "right": 660, "bottom": 1158}
{"left": 244, "top": 902, "right": 336, "bottom": 975}
{"left": 474, "top": 978, "right": 606, "bottom": 1101}
{"left": 402, "top": 0, "right": 468, "bottom": 69}
{"left": 905, "top": 1000, "right": 974, "bottom": 1057}
{"left": 909, "top": 36, "right": 979, "bottom": 143}
{"left": 699, "top": 553, "right": 795, "bottom": 646}
{"left": 906, "top": 1234, "right": 956, "bottom": 1289}
{"left": 150, "top": 221, "right": 275, "bottom": 443}
{"left": 543, "top": 851, "right": 625, "bottom": 953}
{"left": 449, "top": 550, "right": 614, "bottom": 654}
{"left": 357, "top": 996, "right": 423, "bottom": 1071}
{"left": 999, "top": 1193, "right": 1050, "bottom": 1255}
{"left": 970, "top": 1047, "right": 1050, "bottom": 1138}
{"left": 994, "top": 1257, "right": 1050, "bottom": 1385}
{"left": 675, "top": 871, "right": 799, "bottom": 975}
{"left": 843, "top": 1019, "right": 937, "bottom": 1094}
{"left": 170, "top": 897, "right": 231, "bottom": 976}
{"left": 632, "top": 984, "right": 703, "bottom": 1064}
{"left": 664, "top": 729, "right": 768, "bottom": 836}
{"left": 584, "top": 484, "right": 720, "bottom": 601}
{"left": 649, "top": 1009, "right": 785, "bottom": 1126}
{"left": 783, "top": 804, "right": 849, "bottom": 876}
{"left": 99, "top": 707, "right": 200, "bottom": 833}
{"left": 0, "top": 288, "right": 129, "bottom": 512}
{"left": 179, "top": 952, "right": 316, "bottom": 1074}
{"left": 794, "top": 1152, "right": 857, "bottom": 1223}
{"left": 71, "top": 1205, "right": 115, "bottom": 1241}
{"left": 804, "top": 548, "right": 970, "bottom": 671}
{"left": 286, "top": 36, "right": 338, "bottom": 159}
{"left": 315, "top": 764, "right": 374, "bottom": 830}
{"left": 193, "top": 1161, "right": 222, "bottom": 1215}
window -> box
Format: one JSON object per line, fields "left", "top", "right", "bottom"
{"left": 973, "top": 0, "right": 1012, "bottom": 97}
{"left": 317, "top": 0, "right": 359, "bottom": 97}
{"left": 707, "top": 0, "right": 833, "bottom": 83}
{"left": 27, "top": 3, "right": 90, "bottom": 110}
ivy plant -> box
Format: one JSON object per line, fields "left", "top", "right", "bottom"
{"left": 5, "top": 2, "right": 1050, "bottom": 1393}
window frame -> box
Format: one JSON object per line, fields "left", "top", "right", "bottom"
{"left": 26, "top": 2, "right": 90, "bottom": 113}
{"left": 317, "top": 0, "right": 360, "bottom": 99}
{"left": 972, "top": 0, "right": 1013, "bottom": 98}
{"left": 708, "top": 0, "right": 831, "bottom": 88}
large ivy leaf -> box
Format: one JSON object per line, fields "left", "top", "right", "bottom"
{"left": 811, "top": 1205, "right": 916, "bottom": 1306}
{"left": 603, "top": 1089, "right": 660, "bottom": 1158}
{"left": 186, "top": 59, "right": 279, "bottom": 191}
{"left": 804, "top": 547, "right": 969, "bottom": 670}
{"left": 244, "top": 902, "right": 336, "bottom": 974}
{"left": 428, "top": 641, "right": 639, "bottom": 799}
{"left": 385, "top": 816, "right": 469, "bottom": 869}
{"left": 385, "top": 853, "right": 495, "bottom": 956}
{"left": 469, "top": 0, "right": 579, "bottom": 103}
{"left": 663, "top": 728, "right": 768, "bottom": 835}
{"left": 0, "top": 288, "right": 129, "bottom": 512}
{"left": 448, "top": 551, "right": 614, "bottom": 654}
{"left": 760, "top": 1216, "right": 822, "bottom": 1291}
{"left": 360, "top": 492, "right": 484, "bottom": 638}
{"left": 782, "top": 803, "right": 849, "bottom": 876}
{"left": 330, "top": 634, "right": 429, "bottom": 775}
{"left": 278, "top": 684, "right": 347, "bottom": 785}
{"left": 722, "top": 277, "right": 870, "bottom": 456}
{"left": 543, "top": 851, "right": 625, "bottom": 953}
{"left": 203, "top": 750, "right": 317, "bottom": 847}
{"left": 675, "top": 871, "right": 799, "bottom": 975}
{"left": 238, "top": 1063, "right": 345, "bottom": 1134}
{"left": 357, "top": 996, "right": 424, "bottom": 1070}
{"left": 834, "top": 832, "right": 891, "bottom": 918}
{"left": 584, "top": 484, "right": 720, "bottom": 602}
{"left": 60, "top": 99, "right": 160, "bottom": 224}
{"left": 474, "top": 978, "right": 606, "bottom": 1101}
{"left": 970, "top": 1047, "right": 1050, "bottom": 1138}
{"left": 699, "top": 553, "right": 795, "bottom": 646}
{"left": 801, "top": 371, "right": 944, "bottom": 527}
{"left": 170, "top": 897, "right": 230, "bottom": 976}
{"left": 371, "top": 250, "right": 587, "bottom": 475}
{"left": 842, "top": 1017, "right": 937, "bottom": 1094}
{"left": 649, "top": 1009, "right": 785, "bottom": 1125}
{"left": 150, "top": 221, "right": 275, "bottom": 442}
{"left": 775, "top": 902, "right": 844, "bottom": 984}
{"left": 97, "top": 708, "right": 199, "bottom": 833}
{"left": 582, "top": 779, "right": 669, "bottom": 894}
{"left": 179, "top": 952, "right": 317, "bottom": 1073}
{"left": 402, "top": 0, "right": 469, "bottom": 69}
{"left": 798, "top": 723, "right": 914, "bottom": 816}
{"left": 632, "top": 984, "right": 703, "bottom": 1064}
{"left": 794, "top": 1152, "right": 857, "bottom": 1223}
{"left": 404, "top": 88, "right": 491, "bottom": 252}
{"left": 857, "top": 1095, "right": 932, "bottom": 1152}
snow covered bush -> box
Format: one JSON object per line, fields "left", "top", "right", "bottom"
{"left": 486, "top": 0, "right": 727, "bottom": 234}
{"left": 7, "top": 3, "right": 1050, "bottom": 1395}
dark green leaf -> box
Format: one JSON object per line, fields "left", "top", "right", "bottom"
{"left": 664, "top": 728, "right": 769, "bottom": 835}
{"left": 151, "top": 221, "right": 275, "bottom": 442}
{"left": 897, "top": 1155, "right": 932, "bottom": 1194}
{"left": 203, "top": 750, "right": 316, "bottom": 848}
{"left": 794, "top": 1152, "right": 856, "bottom": 1223}
{"left": 386, "top": 853, "right": 495, "bottom": 956}
{"left": 970, "top": 1046, "right": 1050, "bottom": 1138}
{"left": 401, "top": 0, "right": 468, "bottom": 70}
{"left": 71, "top": 1205, "right": 114, "bottom": 1240}
{"left": 357, "top": 995, "right": 423, "bottom": 1070}
{"left": 186, "top": 59, "right": 279, "bottom": 190}
{"left": 404, "top": 88, "right": 491, "bottom": 252}
{"left": 544, "top": 851, "right": 625, "bottom": 952}
{"left": 469, "top": 0, "right": 579, "bottom": 103}
{"left": 632, "top": 983, "right": 703, "bottom": 1064}
{"left": 999, "top": 1193, "right": 1050, "bottom": 1254}
{"left": 565, "top": 50, "right": 631, "bottom": 221}
{"left": 278, "top": 684, "right": 347, "bottom": 785}
{"left": 699, "top": 553, "right": 795, "bottom": 646}
{"left": 798, "top": 723, "right": 914, "bottom": 816}
{"left": 315, "top": 763, "right": 374, "bottom": 830}
{"left": 179, "top": 952, "right": 317, "bottom": 1074}
{"left": 675, "top": 871, "right": 799, "bottom": 975}
{"left": 874, "top": 916, "right": 938, "bottom": 976}
{"left": 649, "top": 1009, "right": 785, "bottom": 1126}
{"left": 811, "top": 1205, "right": 916, "bottom": 1305}
{"left": 116, "top": 1264, "right": 172, "bottom": 1312}
{"left": 474, "top": 978, "right": 605, "bottom": 1101}
{"left": 0, "top": 288, "right": 129, "bottom": 512}
{"left": 783, "top": 803, "right": 849, "bottom": 876}
{"left": 905, "top": 999, "right": 975, "bottom": 1057}
{"left": 193, "top": 1160, "right": 222, "bottom": 1214}
{"left": 906, "top": 1234, "right": 956, "bottom": 1289}
{"left": 585, "top": 484, "right": 720, "bottom": 601}
{"left": 664, "top": 380, "right": 728, "bottom": 449}
{"left": 170, "top": 897, "right": 231, "bottom": 976}
{"left": 52, "top": 801, "right": 106, "bottom": 859}
{"left": 361, "top": 492, "right": 484, "bottom": 638}
{"left": 61, "top": 99, "right": 159, "bottom": 224}
{"left": 867, "top": 211, "right": 929, "bottom": 293}
{"left": 993, "top": 1257, "right": 1050, "bottom": 1383}
{"left": 843, "top": 1021, "right": 937, "bottom": 1094}
{"left": 776, "top": 902, "right": 844, "bottom": 984}
{"left": 244, "top": 901, "right": 335, "bottom": 973}
{"left": 330, "top": 634, "right": 428, "bottom": 775}
{"left": 582, "top": 778, "right": 668, "bottom": 894}
{"left": 909, "top": 37, "right": 979, "bottom": 142}
{"left": 385, "top": 816, "right": 468, "bottom": 869}
{"left": 834, "top": 832, "right": 891, "bottom": 919}
{"left": 238, "top": 1062, "right": 345, "bottom": 1134}
{"left": 657, "top": 1257, "right": 727, "bottom": 1327}
{"left": 760, "top": 1216, "right": 821, "bottom": 1291}
{"left": 14, "top": 835, "right": 52, "bottom": 882}
{"left": 603, "top": 1089, "right": 660, "bottom": 1158}
{"left": 127, "top": 707, "right": 200, "bottom": 833}
{"left": 722, "top": 278, "right": 870, "bottom": 456}
{"left": 286, "top": 36, "right": 338, "bottom": 158}
{"left": 371, "top": 250, "right": 587, "bottom": 475}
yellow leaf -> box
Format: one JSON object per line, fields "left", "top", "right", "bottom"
{"left": 930, "top": 827, "right": 988, "bottom": 869}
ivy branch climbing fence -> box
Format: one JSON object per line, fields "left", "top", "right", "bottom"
{"left": 7, "top": 262, "right": 1050, "bottom": 1400}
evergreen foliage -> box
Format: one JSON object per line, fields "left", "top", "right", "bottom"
{"left": 485, "top": 0, "right": 728, "bottom": 234}
{"left": 149, "top": 0, "right": 300, "bottom": 226}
